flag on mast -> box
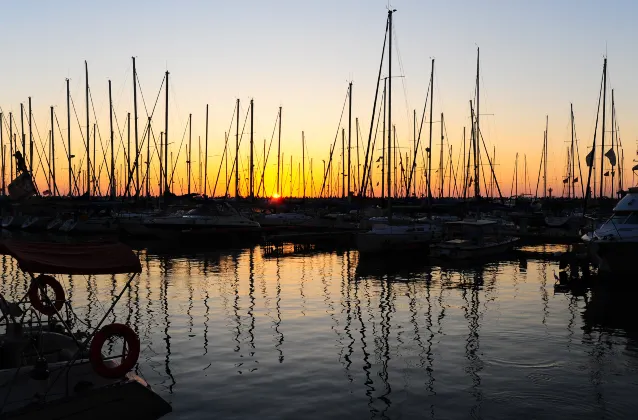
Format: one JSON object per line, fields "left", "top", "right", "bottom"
{"left": 585, "top": 148, "right": 595, "bottom": 167}
{"left": 605, "top": 148, "right": 616, "bottom": 166}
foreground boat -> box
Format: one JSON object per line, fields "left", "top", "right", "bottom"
{"left": 0, "top": 241, "right": 171, "bottom": 419}
{"left": 582, "top": 187, "right": 638, "bottom": 273}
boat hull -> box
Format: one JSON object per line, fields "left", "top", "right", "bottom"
{"left": 3, "top": 372, "right": 171, "bottom": 420}
{"left": 430, "top": 237, "right": 519, "bottom": 260}
{"left": 357, "top": 231, "right": 437, "bottom": 255}
{"left": 586, "top": 240, "right": 638, "bottom": 274}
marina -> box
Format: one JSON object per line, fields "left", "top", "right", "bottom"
{"left": 2, "top": 1, "right": 638, "bottom": 418}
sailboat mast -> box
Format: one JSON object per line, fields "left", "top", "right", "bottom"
{"left": 599, "top": 57, "right": 607, "bottom": 198}
{"left": 146, "top": 117, "right": 151, "bottom": 197}
{"left": 51, "top": 107, "right": 55, "bottom": 195}
{"left": 235, "top": 98, "right": 240, "bottom": 199}
{"left": 164, "top": 71, "right": 170, "bottom": 194}
{"left": 28, "top": 98, "right": 32, "bottom": 173}
{"left": 9, "top": 114, "right": 12, "bottom": 180}
{"left": 356, "top": 118, "right": 360, "bottom": 194}
{"left": 387, "top": 8, "right": 394, "bottom": 211}
{"left": 475, "top": 47, "right": 480, "bottom": 198}
{"left": 127, "top": 113, "right": 131, "bottom": 197}
{"left": 249, "top": 99, "right": 254, "bottom": 199}
{"left": 470, "top": 100, "right": 478, "bottom": 199}
{"left": 342, "top": 128, "right": 345, "bottom": 198}
{"left": 611, "top": 89, "right": 615, "bottom": 197}
{"left": 570, "top": 103, "right": 575, "bottom": 198}
{"left": 302, "top": 131, "right": 305, "bottom": 199}
{"left": 20, "top": 104, "right": 24, "bottom": 163}
{"left": 277, "top": 106, "right": 282, "bottom": 195}
{"left": 0, "top": 112, "right": 3, "bottom": 194}
{"left": 544, "top": 115, "right": 548, "bottom": 198}
{"left": 133, "top": 57, "right": 140, "bottom": 196}
{"left": 204, "top": 104, "right": 209, "bottom": 197}
{"left": 85, "top": 61, "right": 90, "bottom": 196}
{"left": 515, "top": 152, "right": 518, "bottom": 197}
{"left": 381, "top": 79, "right": 386, "bottom": 200}
{"left": 440, "top": 112, "right": 444, "bottom": 197}
{"left": 348, "top": 81, "right": 352, "bottom": 196}
{"left": 188, "top": 113, "right": 192, "bottom": 195}
{"left": 428, "top": 58, "right": 434, "bottom": 201}
{"left": 109, "top": 80, "right": 115, "bottom": 199}
{"left": 66, "top": 78, "right": 71, "bottom": 196}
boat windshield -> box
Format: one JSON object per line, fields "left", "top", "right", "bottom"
{"left": 604, "top": 211, "right": 633, "bottom": 226}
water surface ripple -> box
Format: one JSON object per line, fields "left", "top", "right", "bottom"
{"left": 3, "top": 244, "right": 637, "bottom": 419}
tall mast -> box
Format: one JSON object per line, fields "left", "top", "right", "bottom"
{"left": 249, "top": 99, "right": 254, "bottom": 199}
{"left": 51, "top": 106, "right": 56, "bottom": 195}
{"left": 475, "top": 47, "right": 480, "bottom": 198}
{"left": 381, "top": 78, "right": 386, "bottom": 199}
{"left": 132, "top": 57, "right": 139, "bottom": 196}
{"left": 599, "top": 57, "right": 607, "bottom": 198}
{"left": 204, "top": 105, "right": 209, "bottom": 197}
{"left": 20, "top": 104, "right": 25, "bottom": 162}
{"left": 428, "top": 58, "right": 434, "bottom": 202}
{"left": 302, "top": 131, "right": 305, "bottom": 199}
{"left": 159, "top": 132, "right": 163, "bottom": 197}
{"left": 544, "top": 115, "right": 548, "bottom": 198}
{"left": 85, "top": 60, "right": 90, "bottom": 196}
{"left": 470, "top": 101, "right": 479, "bottom": 199}
{"left": 356, "top": 118, "right": 360, "bottom": 194}
{"left": 28, "top": 98, "right": 33, "bottom": 173}
{"left": 462, "top": 126, "right": 466, "bottom": 198}
{"left": 0, "top": 112, "right": 3, "bottom": 194}
{"left": 341, "top": 128, "right": 345, "bottom": 198}
{"left": 515, "top": 152, "right": 518, "bottom": 197}
{"left": 611, "top": 89, "right": 615, "bottom": 197}
{"left": 188, "top": 113, "right": 192, "bottom": 195}
{"left": 235, "top": 98, "right": 240, "bottom": 199}
{"left": 109, "top": 80, "right": 115, "bottom": 199}
{"left": 440, "top": 112, "right": 444, "bottom": 197}
{"left": 570, "top": 103, "right": 575, "bottom": 199}
{"left": 67, "top": 79, "right": 71, "bottom": 196}
{"left": 127, "top": 113, "right": 131, "bottom": 197}
{"left": 387, "top": 8, "right": 395, "bottom": 219}
{"left": 348, "top": 81, "right": 352, "bottom": 196}
{"left": 416, "top": 109, "right": 418, "bottom": 197}
{"left": 277, "top": 106, "right": 282, "bottom": 195}
{"left": 146, "top": 117, "right": 151, "bottom": 197}
{"left": 9, "top": 114, "right": 12, "bottom": 179}
{"left": 164, "top": 70, "right": 169, "bottom": 194}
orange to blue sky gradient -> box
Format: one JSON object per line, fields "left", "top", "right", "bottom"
{"left": 1, "top": 0, "right": 637, "bottom": 197}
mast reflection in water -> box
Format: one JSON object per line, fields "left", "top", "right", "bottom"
{"left": 4, "top": 245, "right": 636, "bottom": 419}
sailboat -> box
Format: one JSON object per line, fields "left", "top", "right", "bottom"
{"left": 430, "top": 48, "right": 518, "bottom": 260}
{"left": 356, "top": 10, "right": 443, "bottom": 256}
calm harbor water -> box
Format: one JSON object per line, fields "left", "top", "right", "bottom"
{"left": 2, "top": 244, "right": 637, "bottom": 419}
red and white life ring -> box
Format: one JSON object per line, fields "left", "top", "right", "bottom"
{"left": 28, "top": 275, "right": 65, "bottom": 316}
{"left": 89, "top": 323, "right": 140, "bottom": 378}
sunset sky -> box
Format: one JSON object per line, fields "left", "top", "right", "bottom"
{"left": 1, "top": 0, "right": 637, "bottom": 197}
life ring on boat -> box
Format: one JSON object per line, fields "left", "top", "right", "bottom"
{"left": 89, "top": 323, "right": 140, "bottom": 378}
{"left": 28, "top": 275, "right": 65, "bottom": 316}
